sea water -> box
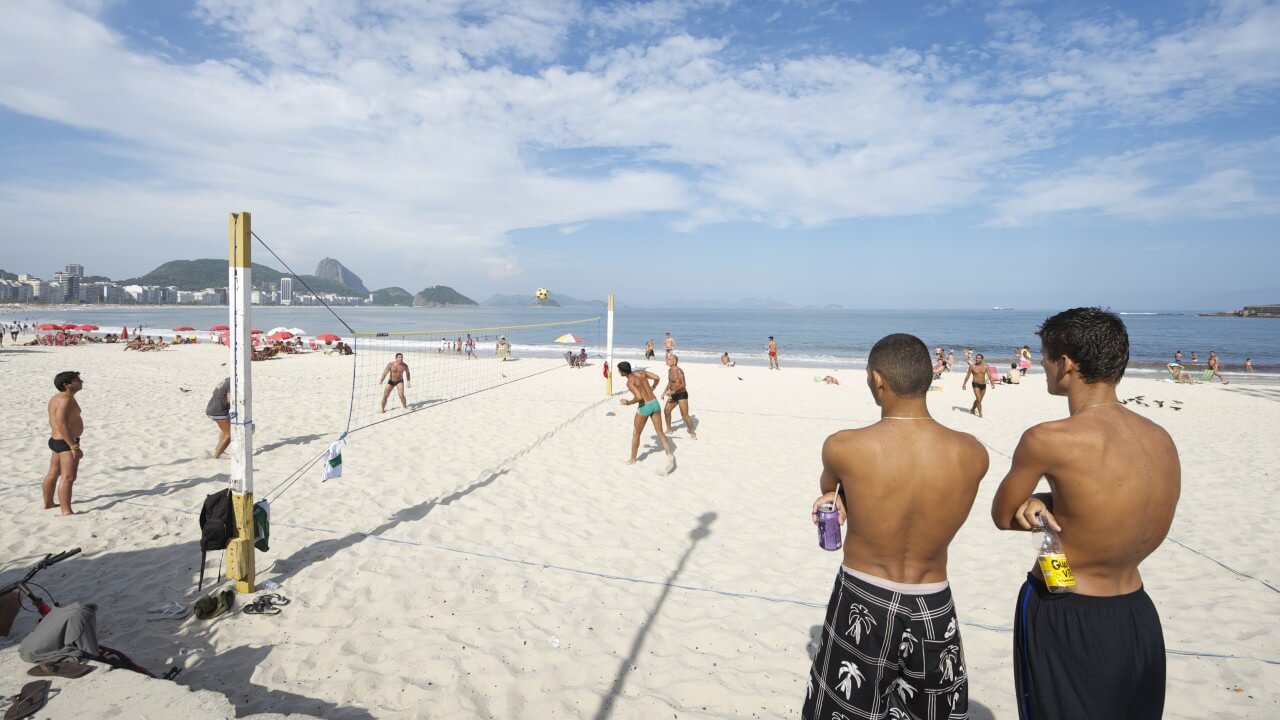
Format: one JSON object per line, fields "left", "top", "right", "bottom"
{"left": 4, "top": 306, "right": 1277, "bottom": 375}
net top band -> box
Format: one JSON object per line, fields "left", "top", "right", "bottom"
{"left": 352, "top": 316, "right": 601, "bottom": 338}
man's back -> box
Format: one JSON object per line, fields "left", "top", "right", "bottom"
{"left": 1024, "top": 407, "right": 1179, "bottom": 595}
{"left": 827, "top": 420, "right": 988, "bottom": 584}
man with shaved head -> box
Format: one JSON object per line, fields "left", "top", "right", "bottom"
{"left": 803, "top": 333, "right": 989, "bottom": 720}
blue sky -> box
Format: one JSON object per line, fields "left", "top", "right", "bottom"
{"left": 1, "top": 0, "right": 1277, "bottom": 310}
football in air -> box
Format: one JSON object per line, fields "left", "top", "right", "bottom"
{"left": 535, "top": 288, "right": 549, "bottom": 301}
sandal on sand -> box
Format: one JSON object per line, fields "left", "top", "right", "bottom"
{"left": 27, "top": 658, "right": 93, "bottom": 679}
{"left": 147, "top": 601, "right": 190, "bottom": 621}
{"left": 243, "top": 594, "right": 289, "bottom": 615}
{"left": 193, "top": 589, "right": 234, "bottom": 620}
{"left": 4, "top": 680, "right": 49, "bottom": 720}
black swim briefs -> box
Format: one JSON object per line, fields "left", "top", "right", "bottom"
{"left": 972, "top": 383, "right": 987, "bottom": 390}
{"left": 670, "top": 391, "right": 689, "bottom": 402}
{"left": 48, "top": 437, "right": 79, "bottom": 453}
{"left": 1014, "top": 573, "right": 1165, "bottom": 720}
{"left": 388, "top": 378, "right": 403, "bottom": 387}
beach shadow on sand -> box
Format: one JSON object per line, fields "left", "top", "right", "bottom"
{"left": 82, "top": 472, "right": 230, "bottom": 513}
{"left": 262, "top": 469, "right": 509, "bottom": 587}
{"left": 593, "top": 511, "right": 717, "bottom": 720}
{"left": 256, "top": 432, "right": 326, "bottom": 454}
{"left": 0, "top": 546, "right": 375, "bottom": 720}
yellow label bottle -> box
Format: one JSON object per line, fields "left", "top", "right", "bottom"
{"left": 1032, "top": 514, "right": 1077, "bottom": 594}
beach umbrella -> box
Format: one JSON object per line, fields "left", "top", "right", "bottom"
{"left": 286, "top": 327, "right": 306, "bottom": 336}
{"left": 78, "top": 324, "right": 99, "bottom": 331}
{"left": 209, "top": 324, "right": 229, "bottom": 331}
{"left": 60, "top": 323, "right": 79, "bottom": 330}
{"left": 250, "top": 328, "right": 264, "bottom": 334}
{"left": 267, "top": 331, "right": 293, "bottom": 341}
{"left": 316, "top": 333, "right": 341, "bottom": 343}
{"left": 36, "top": 323, "right": 59, "bottom": 331}
{"left": 173, "top": 325, "right": 195, "bottom": 331}
{"left": 554, "top": 333, "right": 584, "bottom": 344}
{"left": 267, "top": 326, "right": 292, "bottom": 336}
{"left": 120, "top": 326, "right": 129, "bottom": 339}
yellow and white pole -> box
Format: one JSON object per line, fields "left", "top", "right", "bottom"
{"left": 226, "top": 212, "right": 256, "bottom": 593}
{"left": 605, "top": 294, "right": 615, "bottom": 396}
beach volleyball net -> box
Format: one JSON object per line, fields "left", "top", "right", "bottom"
{"left": 343, "top": 316, "right": 604, "bottom": 434}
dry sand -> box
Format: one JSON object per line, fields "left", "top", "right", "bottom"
{"left": 0, "top": 341, "right": 1276, "bottom": 719}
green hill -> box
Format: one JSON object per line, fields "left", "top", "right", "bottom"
{"left": 0, "top": 268, "right": 16, "bottom": 281}
{"left": 413, "top": 285, "right": 477, "bottom": 307}
{"left": 122, "top": 259, "right": 363, "bottom": 297}
{"left": 370, "top": 287, "right": 414, "bottom": 306}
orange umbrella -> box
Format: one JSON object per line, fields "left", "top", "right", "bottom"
{"left": 209, "top": 324, "right": 229, "bottom": 331}
{"left": 174, "top": 325, "right": 195, "bottom": 331}
{"left": 36, "top": 323, "right": 59, "bottom": 330}
{"left": 60, "top": 323, "right": 78, "bottom": 330}
{"left": 316, "top": 333, "right": 341, "bottom": 343}
{"left": 267, "top": 331, "right": 293, "bottom": 341}
{"left": 79, "top": 324, "right": 99, "bottom": 331}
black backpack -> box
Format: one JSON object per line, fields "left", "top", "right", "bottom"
{"left": 198, "top": 489, "right": 238, "bottom": 590}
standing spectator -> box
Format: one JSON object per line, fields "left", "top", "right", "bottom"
{"left": 768, "top": 336, "right": 780, "bottom": 370}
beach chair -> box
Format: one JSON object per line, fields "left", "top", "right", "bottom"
{"left": 986, "top": 365, "right": 1000, "bottom": 384}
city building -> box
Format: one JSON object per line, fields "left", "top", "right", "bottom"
{"left": 280, "top": 277, "right": 293, "bottom": 305}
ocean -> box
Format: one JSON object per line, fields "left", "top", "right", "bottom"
{"left": 4, "top": 306, "right": 1276, "bottom": 376}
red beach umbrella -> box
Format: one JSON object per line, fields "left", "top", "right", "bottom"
{"left": 251, "top": 329, "right": 264, "bottom": 334}
{"left": 120, "top": 326, "right": 129, "bottom": 339}
{"left": 316, "top": 333, "right": 341, "bottom": 343}
{"left": 36, "top": 323, "right": 59, "bottom": 331}
{"left": 267, "top": 331, "right": 293, "bottom": 341}
{"left": 173, "top": 325, "right": 195, "bottom": 331}
{"left": 209, "top": 324, "right": 229, "bottom": 331}
{"left": 78, "top": 324, "right": 99, "bottom": 331}
{"left": 60, "top": 323, "right": 79, "bottom": 330}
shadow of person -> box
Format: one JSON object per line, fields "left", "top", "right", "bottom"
{"left": 593, "top": 512, "right": 717, "bottom": 720}
{"left": 82, "top": 472, "right": 231, "bottom": 513}
{"left": 256, "top": 433, "right": 326, "bottom": 454}
{"left": 969, "top": 700, "right": 997, "bottom": 720}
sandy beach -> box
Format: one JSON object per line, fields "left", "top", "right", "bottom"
{"left": 1, "top": 341, "right": 1276, "bottom": 719}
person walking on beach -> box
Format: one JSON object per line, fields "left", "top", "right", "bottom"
{"left": 617, "top": 361, "right": 675, "bottom": 476}
{"left": 379, "top": 353, "right": 411, "bottom": 413}
{"left": 205, "top": 376, "right": 232, "bottom": 459}
{"left": 767, "top": 336, "right": 780, "bottom": 370}
{"left": 44, "top": 371, "right": 85, "bottom": 516}
{"left": 1019, "top": 345, "right": 1033, "bottom": 375}
{"left": 663, "top": 332, "right": 675, "bottom": 356}
{"left": 962, "top": 353, "right": 991, "bottom": 417}
{"left": 1207, "top": 351, "right": 1229, "bottom": 384}
{"left": 1245, "top": 357, "right": 1253, "bottom": 372}
{"left": 662, "top": 354, "right": 697, "bottom": 439}
{"left": 645, "top": 340, "right": 655, "bottom": 360}
{"left": 992, "top": 307, "right": 1180, "bottom": 720}
{"left": 465, "top": 334, "right": 475, "bottom": 359}
{"left": 803, "top": 333, "right": 989, "bottom": 720}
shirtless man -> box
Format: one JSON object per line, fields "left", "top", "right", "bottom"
{"left": 663, "top": 332, "right": 675, "bottom": 356}
{"left": 616, "top": 361, "right": 675, "bottom": 476}
{"left": 44, "top": 371, "right": 85, "bottom": 515}
{"left": 645, "top": 340, "right": 655, "bottom": 360}
{"left": 767, "top": 336, "right": 779, "bottom": 370}
{"left": 1207, "top": 351, "right": 1228, "bottom": 384}
{"left": 992, "top": 307, "right": 1180, "bottom": 720}
{"left": 662, "top": 354, "right": 697, "bottom": 439}
{"left": 804, "top": 334, "right": 989, "bottom": 720}
{"left": 962, "top": 352, "right": 991, "bottom": 417}
{"left": 378, "top": 353, "right": 411, "bottom": 412}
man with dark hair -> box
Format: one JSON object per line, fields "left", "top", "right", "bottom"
{"left": 804, "top": 334, "right": 989, "bottom": 720}
{"left": 379, "top": 353, "right": 411, "bottom": 413}
{"left": 617, "top": 361, "right": 675, "bottom": 476}
{"left": 992, "top": 307, "right": 1180, "bottom": 720}
{"left": 767, "top": 336, "right": 779, "bottom": 370}
{"left": 962, "top": 353, "right": 992, "bottom": 417}
{"left": 44, "top": 371, "right": 85, "bottom": 515}
{"left": 662, "top": 354, "right": 697, "bottom": 439}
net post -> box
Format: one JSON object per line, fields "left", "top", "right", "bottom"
{"left": 605, "top": 294, "right": 615, "bottom": 396}
{"left": 226, "top": 211, "right": 256, "bottom": 594}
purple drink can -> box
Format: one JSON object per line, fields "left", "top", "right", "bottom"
{"left": 817, "top": 502, "right": 842, "bottom": 551}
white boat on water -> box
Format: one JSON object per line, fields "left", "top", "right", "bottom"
{"left": 992, "top": 306, "right": 1014, "bottom": 311}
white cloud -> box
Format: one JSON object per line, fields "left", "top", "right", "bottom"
{"left": 0, "top": 0, "right": 1278, "bottom": 288}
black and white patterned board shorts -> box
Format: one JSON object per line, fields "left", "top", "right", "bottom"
{"left": 803, "top": 569, "right": 968, "bottom": 720}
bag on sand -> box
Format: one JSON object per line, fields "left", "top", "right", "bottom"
{"left": 198, "top": 489, "right": 238, "bottom": 590}
{"left": 253, "top": 499, "right": 271, "bottom": 552}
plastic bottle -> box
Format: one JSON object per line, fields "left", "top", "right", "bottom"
{"left": 1033, "top": 513, "right": 1076, "bottom": 593}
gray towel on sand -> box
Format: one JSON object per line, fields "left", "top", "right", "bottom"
{"left": 19, "top": 602, "right": 100, "bottom": 662}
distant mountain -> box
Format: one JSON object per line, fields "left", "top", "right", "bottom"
{"left": 314, "top": 258, "right": 368, "bottom": 294}
{"left": 414, "top": 285, "right": 477, "bottom": 307}
{"left": 121, "top": 259, "right": 363, "bottom": 298}
{"left": 370, "top": 287, "right": 414, "bottom": 306}
{"left": 482, "top": 291, "right": 603, "bottom": 308}
{"left": 0, "top": 268, "right": 16, "bottom": 281}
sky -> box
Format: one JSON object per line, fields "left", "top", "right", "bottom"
{"left": 1, "top": 0, "right": 1278, "bottom": 310}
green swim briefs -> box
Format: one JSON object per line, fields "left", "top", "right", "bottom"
{"left": 638, "top": 399, "right": 661, "bottom": 416}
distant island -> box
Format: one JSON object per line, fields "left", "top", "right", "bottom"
{"left": 1200, "top": 304, "right": 1280, "bottom": 318}
{"left": 414, "top": 286, "right": 477, "bottom": 307}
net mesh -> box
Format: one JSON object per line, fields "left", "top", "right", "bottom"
{"left": 344, "top": 316, "right": 603, "bottom": 433}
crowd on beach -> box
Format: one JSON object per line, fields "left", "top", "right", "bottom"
{"left": 5, "top": 307, "right": 1255, "bottom": 719}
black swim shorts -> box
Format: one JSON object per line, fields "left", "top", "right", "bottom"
{"left": 1014, "top": 573, "right": 1165, "bottom": 720}
{"left": 48, "top": 437, "right": 79, "bottom": 453}
{"left": 670, "top": 391, "right": 689, "bottom": 402}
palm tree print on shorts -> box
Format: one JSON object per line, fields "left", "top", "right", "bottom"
{"left": 844, "top": 604, "right": 876, "bottom": 644}
{"left": 835, "top": 660, "right": 865, "bottom": 699}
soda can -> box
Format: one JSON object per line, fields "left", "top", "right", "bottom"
{"left": 817, "top": 502, "right": 842, "bottom": 551}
